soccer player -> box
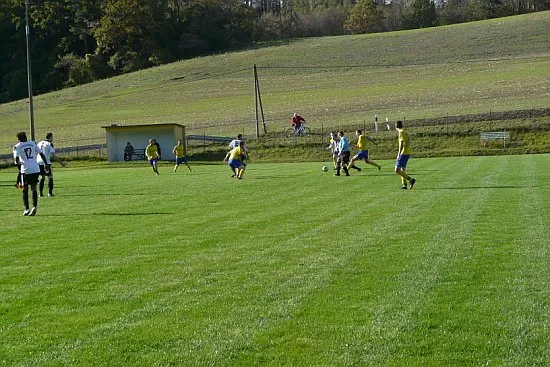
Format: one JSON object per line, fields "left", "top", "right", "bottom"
{"left": 13, "top": 131, "right": 47, "bottom": 216}
{"left": 228, "top": 134, "right": 248, "bottom": 167}
{"left": 172, "top": 139, "right": 191, "bottom": 172}
{"left": 326, "top": 131, "right": 339, "bottom": 169}
{"left": 153, "top": 139, "right": 162, "bottom": 160}
{"left": 146, "top": 138, "right": 160, "bottom": 175}
{"left": 223, "top": 141, "right": 247, "bottom": 179}
{"left": 228, "top": 134, "right": 243, "bottom": 150}
{"left": 37, "top": 132, "right": 66, "bottom": 197}
{"left": 394, "top": 120, "right": 416, "bottom": 190}
{"left": 335, "top": 131, "right": 351, "bottom": 176}
{"left": 348, "top": 129, "right": 381, "bottom": 172}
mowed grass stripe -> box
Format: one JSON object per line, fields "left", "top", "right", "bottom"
{"left": 381, "top": 156, "right": 517, "bottom": 366}
{"left": 381, "top": 155, "right": 550, "bottom": 366}
{"left": 223, "top": 158, "right": 484, "bottom": 365}
{"left": 503, "top": 155, "right": 550, "bottom": 365}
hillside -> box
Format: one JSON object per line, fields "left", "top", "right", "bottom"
{"left": 1, "top": 11, "right": 549, "bottom": 153}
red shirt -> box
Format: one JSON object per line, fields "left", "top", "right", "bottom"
{"left": 291, "top": 115, "right": 305, "bottom": 126}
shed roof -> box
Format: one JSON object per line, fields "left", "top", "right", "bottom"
{"left": 102, "top": 123, "right": 185, "bottom": 130}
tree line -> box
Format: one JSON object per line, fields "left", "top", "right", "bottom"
{"left": 1, "top": 0, "right": 548, "bottom": 103}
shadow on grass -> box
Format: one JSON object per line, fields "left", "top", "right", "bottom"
{"left": 43, "top": 212, "right": 174, "bottom": 217}
{"left": 420, "top": 185, "right": 537, "bottom": 190}
{"left": 60, "top": 192, "right": 150, "bottom": 197}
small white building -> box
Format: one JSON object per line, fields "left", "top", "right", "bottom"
{"left": 102, "top": 123, "right": 185, "bottom": 162}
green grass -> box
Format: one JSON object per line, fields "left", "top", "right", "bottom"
{"left": 1, "top": 155, "right": 549, "bottom": 366}
{"left": 1, "top": 12, "right": 549, "bottom": 151}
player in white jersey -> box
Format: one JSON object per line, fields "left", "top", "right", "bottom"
{"left": 13, "top": 131, "right": 48, "bottom": 216}
{"left": 37, "top": 132, "right": 65, "bottom": 197}
{"left": 228, "top": 134, "right": 242, "bottom": 150}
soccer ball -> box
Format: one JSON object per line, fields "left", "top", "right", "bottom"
{"left": 322, "top": 166, "right": 328, "bottom": 172}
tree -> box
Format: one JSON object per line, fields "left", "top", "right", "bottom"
{"left": 403, "top": 0, "right": 437, "bottom": 29}
{"left": 179, "top": 0, "right": 255, "bottom": 55}
{"left": 344, "top": 0, "right": 384, "bottom": 34}
{"left": 94, "top": 0, "right": 176, "bottom": 73}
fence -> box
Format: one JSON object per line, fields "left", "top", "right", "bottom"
{"left": 0, "top": 141, "right": 106, "bottom": 165}
{"left": 1, "top": 108, "right": 548, "bottom": 165}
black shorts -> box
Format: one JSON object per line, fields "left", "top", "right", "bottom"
{"left": 23, "top": 172, "right": 40, "bottom": 186}
{"left": 39, "top": 164, "right": 52, "bottom": 177}
{"left": 338, "top": 151, "right": 351, "bottom": 165}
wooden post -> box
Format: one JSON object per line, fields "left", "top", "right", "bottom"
{"left": 253, "top": 64, "right": 260, "bottom": 139}
{"left": 256, "top": 77, "right": 267, "bottom": 134}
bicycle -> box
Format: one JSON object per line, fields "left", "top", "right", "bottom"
{"left": 285, "top": 123, "right": 311, "bottom": 138}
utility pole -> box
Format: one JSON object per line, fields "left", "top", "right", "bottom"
{"left": 25, "top": 0, "right": 36, "bottom": 141}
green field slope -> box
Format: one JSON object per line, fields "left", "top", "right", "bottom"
{"left": 1, "top": 155, "right": 549, "bottom": 365}
{"left": 1, "top": 12, "right": 549, "bottom": 151}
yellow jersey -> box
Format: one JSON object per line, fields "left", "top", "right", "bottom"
{"left": 146, "top": 144, "right": 159, "bottom": 159}
{"left": 357, "top": 135, "right": 367, "bottom": 150}
{"left": 173, "top": 144, "right": 185, "bottom": 158}
{"left": 398, "top": 129, "right": 412, "bottom": 155}
{"left": 229, "top": 146, "right": 243, "bottom": 160}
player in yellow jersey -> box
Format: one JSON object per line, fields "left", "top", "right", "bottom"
{"left": 146, "top": 138, "right": 160, "bottom": 175}
{"left": 223, "top": 141, "right": 247, "bottom": 179}
{"left": 348, "top": 129, "right": 381, "bottom": 172}
{"left": 172, "top": 139, "right": 192, "bottom": 172}
{"left": 394, "top": 121, "right": 416, "bottom": 189}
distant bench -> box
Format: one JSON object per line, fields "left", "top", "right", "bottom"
{"left": 480, "top": 131, "right": 510, "bottom": 148}
{"left": 131, "top": 148, "right": 146, "bottom": 160}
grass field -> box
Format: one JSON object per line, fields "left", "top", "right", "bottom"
{"left": 1, "top": 155, "right": 549, "bottom": 366}
{"left": 1, "top": 12, "right": 549, "bottom": 151}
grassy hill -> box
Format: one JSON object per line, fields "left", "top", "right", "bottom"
{"left": 1, "top": 11, "right": 549, "bottom": 157}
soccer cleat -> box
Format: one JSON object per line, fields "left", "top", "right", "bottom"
{"left": 401, "top": 184, "right": 408, "bottom": 190}
{"left": 354, "top": 166, "right": 361, "bottom": 172}
{"left": 39, "top": 193, "right": 44, "bottom": 197}
{"left": 29, "top": 207, "right": 37, "bottom": 216}
{"left": 156, "top": 171, "right": 160, "bottom": 176}
{"left": 23, "top": 209, "right": 30, "bottom": 216}
{"left": 48, "top": 193, "right": 55, "bottom": 197}
{"left": 230, "top": 174, "right": 236, "bottom": 178}
{"left": 334, "top": 173, "right": 340, "bottom": 176}
{"left": 378, "top": 165, "right": 381, "bottom": 172}
{"left": 409, "top": 178, "right": 416, "bottom": 190}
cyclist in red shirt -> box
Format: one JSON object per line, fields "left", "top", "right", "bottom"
{"left": 291, "top": 113, "right": 306, "bottom": 133}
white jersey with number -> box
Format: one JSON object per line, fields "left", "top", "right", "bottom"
{"left": 37, "top": 140, "right": 55, "bottom": 165}
{"left": 14, "top": 141, "right": 41, "bottom": 174}
{"left": 228, "top": 139, "right": 241, "bottom": 149}
{"left": 228, "top": 139, "right": 248, "bottom": 154}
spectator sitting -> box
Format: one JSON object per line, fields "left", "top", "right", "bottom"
{"left": 124, "top": 142, "right": 134, "bottom": 161}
